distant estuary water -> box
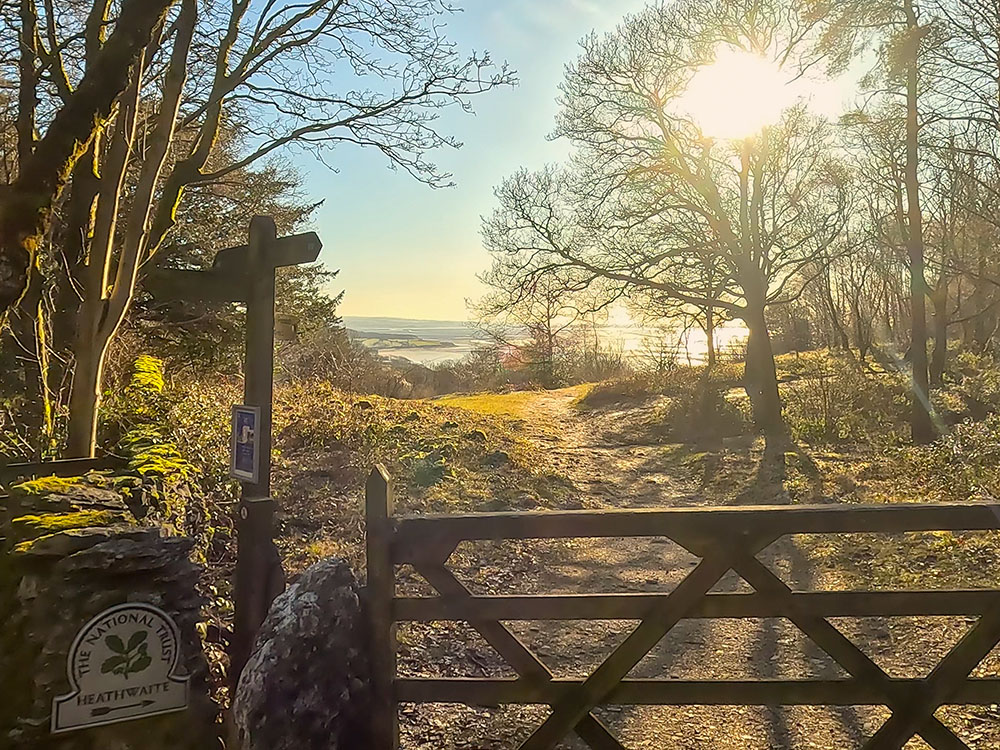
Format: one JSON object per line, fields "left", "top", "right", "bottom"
{"left": 343, "top": 316, "right": 748, "bottom": 367}
{"left": 343, "top": 317, "right": 487, "bottom": 365}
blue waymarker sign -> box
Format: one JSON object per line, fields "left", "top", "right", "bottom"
{"left": 231, "top": 405, "right": 260, "bottom": 483}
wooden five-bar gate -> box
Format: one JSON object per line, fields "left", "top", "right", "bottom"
{"left": 365, "top": 466, "right": 1000, "bottom": 750}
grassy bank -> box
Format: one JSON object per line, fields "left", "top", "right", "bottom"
{"left": 153, "top": 377, "right": 577, "bottom": 579}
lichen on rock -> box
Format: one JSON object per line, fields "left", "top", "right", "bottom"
{"left": 10, "top": 510, "right": 125, "bottom": 543}
{"left": 233, "top": 558, "right": 372, "bottom": 750}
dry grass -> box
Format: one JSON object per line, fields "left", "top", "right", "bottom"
{"left": 653, "top": 428, "right": 1000, "bottom": 592}
{"left": 155, "top": 375, "right": 581, "bottom": 580}
{"left": 435, "top": 384, "right": 594, "bottom": 420}
{"left": 160, "top": 350, "right": 1000, "bottom": 634}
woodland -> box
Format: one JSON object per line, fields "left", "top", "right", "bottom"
{"left": 6, "top": 1, "right": 1000, "bottom": 746}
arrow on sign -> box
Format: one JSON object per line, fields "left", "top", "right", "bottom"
{"left": 90, "top": 700, "right": 155, "bottom": 717}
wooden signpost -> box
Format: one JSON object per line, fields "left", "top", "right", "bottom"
{"left": 148, "top": 215, "right": 322, "bottom": 686}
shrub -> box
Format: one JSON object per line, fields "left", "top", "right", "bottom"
{"left": 582, "top": 362, "right": 741, "bottom": 409}
{"left": 903, "top": 415, "right": 1000, "bottom": 503}
{"left": 652, "top": 380, "right": 750, "bottom": 441}
{"left": 439, "top": 346, "right": 508, "bottom": 393}
{"left": 946, "top": 351, "right": 1000, "bottom": 419}
{"left": 781, "top": 357, "right": 909, "bottom": 444}
{"left": 583, "top": 365, "right": 750, "bottom": 441}
{"left": 279, "top": 333, "right": 414, "bottom": 398}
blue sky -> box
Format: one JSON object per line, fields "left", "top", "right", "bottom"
{"left": 292, "top": 1, "right": 859, "bottom": 321}
{"left": 292, "top": 0, "right": 650, "bottom": 320}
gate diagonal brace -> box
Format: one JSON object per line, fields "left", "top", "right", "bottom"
{"left": 861, "top": 603, "right": 1000, "bottom": 750}
{"left": 730, "top": 553, "right": 970, "bottom": 750}
{"left": 517, "top": 532, "right": 778, "bottom": 750}
{"left": 412, "top": 558, "right": 626, "bottom": 750}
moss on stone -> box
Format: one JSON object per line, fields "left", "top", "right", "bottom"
{"left": 118, "top": 420, "right": 197, "bottom": 481}
{"left": 2, "top": 356, "right": 207, "bottom": 562}
{"left": 129, "top": 442, "right": 195, "bottom": 478}
{"left": 131, "top": 354, "right": 165, "bottom": 394}
{"left": 10, "top": 510, "right": 126, "bottom": 544}
{"left": 11, "top": 475, "right": 83, "bottom": 497}
{"left": 119, "top": 355, "right": 167, "bottom": 421}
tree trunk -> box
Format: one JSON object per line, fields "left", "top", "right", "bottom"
{"left": 956, "top": 275, "right": 973, "bottom": 349}
{"left": 65, "top": 337, "right": 106, "bottom": 457}
{"left": 65, "top": 273, "right": 111, "bottom": 457}
{"left": 884, "top": 291, "right": 894, "bottom": 345}
{"left": 9, "top": 271, "right": 54, "bottom": 455}
{"left": 825, "top": 275, "right": 850, "bottom": 351}
{"left": 972, "top": 244, "right": 989, "bottom": 351}
{"left": 705, "top": 304, "right": 716, "bottom": 370}
{"left": 742, "top": 298, "right": 783, "bottom": 436}
{"left": 903, "top": 0, "right": 934, "bottom": 444}
{"left": 64, "top": 0, "right": 194, "bottom": 458}
{"left": 930, "top": 287, "right": 947, "bottom": 387}
{"left": 53, "top": 144, "right": 101, "bottom": 350}
{"left": 851, "top": 295, "right": 871, "bottom": 363}
{"left": 47, "top": 142, "right": 102, "bottom": 421}
{"left": 63, "top": 58, "right": 143, "bottom": 459}
{"left": 16, "top": 0, "right": 38, "bottom": 168}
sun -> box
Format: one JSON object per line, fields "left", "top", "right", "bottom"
{"left": 676, "top": 46, "right": 795, "bottom": 140}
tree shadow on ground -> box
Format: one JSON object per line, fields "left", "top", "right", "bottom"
{"left": 742, "top": 435, "right": 877, "bottom": 746}
{"left": 733, "top": 435, "right": 789, "bottom": 505}
{"left": 754, "top": 536, "right": 869, "bottom": 747}
{"left": 728, "top": 433, "right": 825, "bottom": 506}
{"left": 534, "top": 437, "right": 872, "bottom": 748}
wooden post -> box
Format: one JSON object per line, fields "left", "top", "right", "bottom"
{"left": 231, "top": 215, "right": 283, "bottom": 688}
{"left": 367, "top": 465, "right": 398, "bottom": 750}
{"left": 242, "top": 216, "right": 276, "bottom": 504}
{"left": 146, "top": 216, "right": 321, "bottom": 691}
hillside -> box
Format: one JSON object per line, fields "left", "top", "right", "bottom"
{"left": 242, "top": 352, "right": 1000, "bottom": 748}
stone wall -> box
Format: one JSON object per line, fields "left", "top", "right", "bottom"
{"left": 0, "top": 475, "right": 217, "bottom": 749}
{"left": 111, "top": 355, "right": 215, "bottom": 560}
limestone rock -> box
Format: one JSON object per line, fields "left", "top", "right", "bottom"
{"left": 233, "top": 558, "right": 371, "bottom": 750}
{"left": 13, "top": 525, "right": 143, "bottom": 558}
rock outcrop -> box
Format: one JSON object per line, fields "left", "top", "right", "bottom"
{"left": 233, "top": 558, "right": 371, "bottom": 750}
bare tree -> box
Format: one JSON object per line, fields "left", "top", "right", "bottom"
{"left": 927, "top": 0, "right": 1000, "bottom": 359}
{"left": 804, "top": 0, "right": 942, "bottom": 441}
{"left": 482, "top": 2, "right": 850, "bottom": 435}
{"left": 473, "top": 275, "right": 584, "bottom": 388}
{"left": 2, "top": 0, "right": 514, "bottom": 456}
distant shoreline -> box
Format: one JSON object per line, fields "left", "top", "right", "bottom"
{"left": 344, "top": 317, "right": 481, "bottom": 365}
{"left": 344, "top": 315, "right": 749, "bottom": 366}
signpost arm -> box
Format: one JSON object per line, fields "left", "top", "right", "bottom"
{"left": 231, "top": 215, "right": 284, "bottom": 688}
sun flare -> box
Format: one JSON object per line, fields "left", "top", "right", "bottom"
{"left": 677, "top": 46, "right": 796, "bottom": 140}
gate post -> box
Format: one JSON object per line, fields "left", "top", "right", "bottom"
{"left": 366, "top": 465, "right": 399, "bottom": 749}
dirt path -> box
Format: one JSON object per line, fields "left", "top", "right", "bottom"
{"left": 398, "top": 388, "right": 996, "bottom": 749}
